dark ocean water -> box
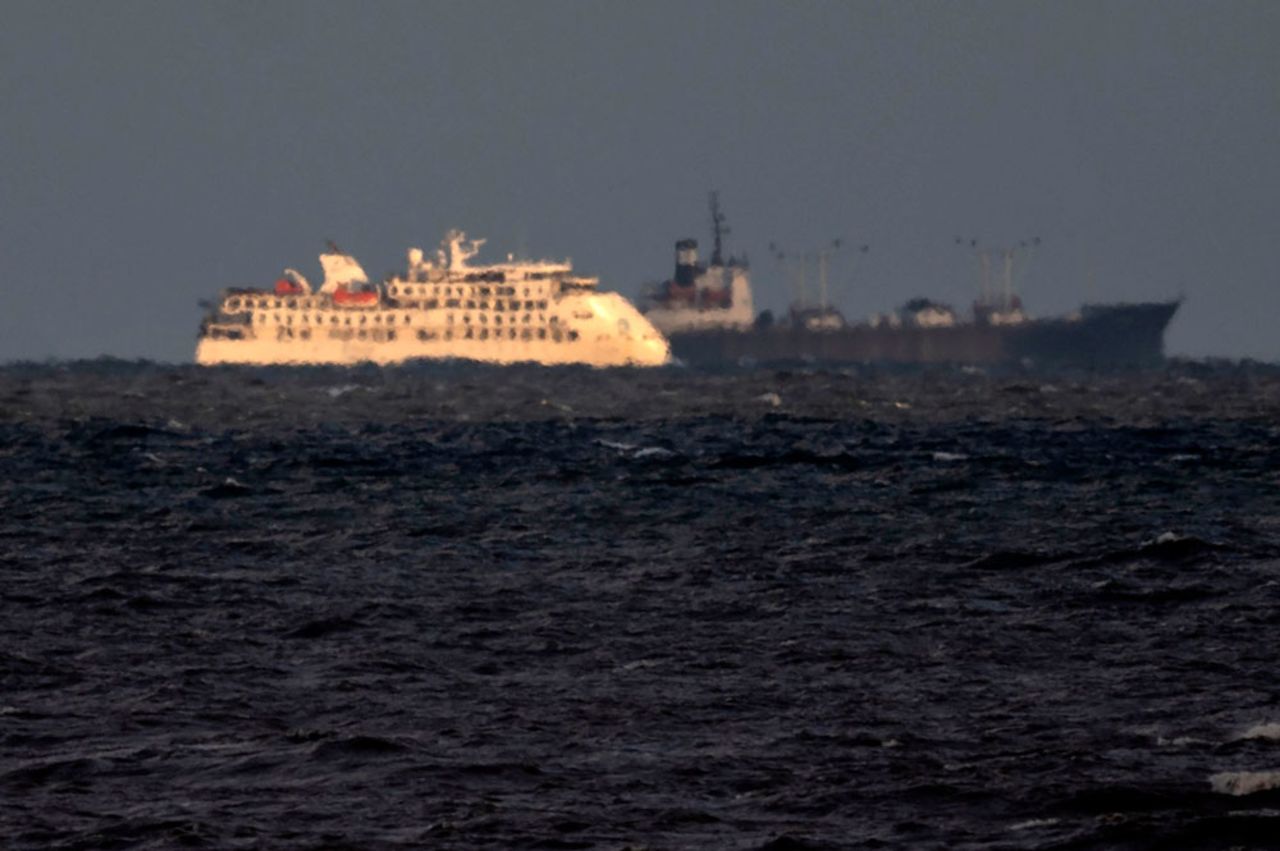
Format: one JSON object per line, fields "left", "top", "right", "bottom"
{"left": 4, "top": 360, "right": 1280, "bottom": 850}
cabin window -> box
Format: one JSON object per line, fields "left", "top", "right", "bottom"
{"left": 360, "top": 315, "right": 367, "bottom": 325}
{"left": 509, "top": 328, "right": 517, "bottom": 339}
{"left": 568, "top": 330, "right": 579, "bottom": 341}
{"left": 301, "top": 329, "right": 310, "bottom": 340}
{"left": 466, "top": 300, "right": 476, "bottom": 310}
{"left": 523, "top": 314, "right": 531, "bottom": 324}
{"left": 358, "top": 330, "right": 367, "bottom": 340}
{"left": 464, "top": 328, "right": 474, "bottom": 339}
{"left": 537, "top": 300, "right": 548, "bottom": 310}
{"left": 521, "top": 329, "right": 532, "bottom": 340}
{"left": 537, "top": 329, "right": 546, "bottom": 339}
{"left": 227, "top": 298, "right": 240, "bottom": 310}
{"left": 446, "top": 298, "right": 460, "bottom": 309}
{"left": 479, "top": 329, "right": 488, "bottom": 340}
{"left": 425, "top": 298, "right": 439, "bottom": 309}
{"left": 388, "top": 329, "right": 396, "bottom": 341}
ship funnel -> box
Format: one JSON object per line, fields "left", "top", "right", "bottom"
{"left": 675, "top": 239, "right": 699, "bottom": 287}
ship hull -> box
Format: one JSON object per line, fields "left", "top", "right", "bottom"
{"left": 196, "top": 292, "right": 671, "bottom": 368}
{"left": 667, "top": 301, "right": 1180, "bottom": 369}
{"left": 195, "top": 333, "right": 667, "bottom": 368}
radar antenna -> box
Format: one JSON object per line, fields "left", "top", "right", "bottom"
{"left": 709, "top": 191, "right": 730, "bottom": 267}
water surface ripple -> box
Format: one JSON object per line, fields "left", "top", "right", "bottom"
{"left": 4, "top": 361, "right": 1280, "bottom": 849}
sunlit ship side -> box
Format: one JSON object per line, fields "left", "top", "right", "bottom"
{"left": 196, "top": 231, "right": 671, "bottom": 368}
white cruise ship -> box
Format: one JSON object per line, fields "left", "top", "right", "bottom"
{"left": 196, "top": 231, "right": 671, "bottom": 368}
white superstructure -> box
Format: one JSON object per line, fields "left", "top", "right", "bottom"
{"left": 196, "top": 231, "right": 671, "bottom": 367}
{"left": 640, "top": 197, "right": 755, "bottom": 335}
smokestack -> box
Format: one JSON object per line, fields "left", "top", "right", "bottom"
{"left": 675, "top": 239, "right": 699, "bottom": 286}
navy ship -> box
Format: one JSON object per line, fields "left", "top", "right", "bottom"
{"left": 639, "top": 196, "right": 1179, "bottom": 369}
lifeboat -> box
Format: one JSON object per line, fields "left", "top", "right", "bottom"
{"left": 332, "top": 287, "right": 379, "bottom": 307}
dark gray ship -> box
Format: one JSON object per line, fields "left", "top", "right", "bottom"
{"left": 640, "top": 197, "right": 1180, "bottom": 369}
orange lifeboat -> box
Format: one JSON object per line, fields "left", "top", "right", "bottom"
{"left": 332, "top": 287, "right": 379, "bottom": 307}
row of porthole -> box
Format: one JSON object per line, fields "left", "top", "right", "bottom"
{"left": 392, "top": 282, "right": 547, "bottom": 298}
{"left": 392, "top": 283, "right": 521, "bottom": 298}
{"left": 414, "top": 327, "right": 579, "bottom": 342}
{"left": 228, "top": 297, "right": 321, "bottom": 311}
{"left": 390, "top": 296, "right": 549, "bottom": 312}
{"left": 324, "top": 328, "right": 394, "bottom": 342}
{"left": 449, "top": 313, "right": 546, "bottom": 326}
{"left": 257, "top": 313, "right": 413, "bottom": 326}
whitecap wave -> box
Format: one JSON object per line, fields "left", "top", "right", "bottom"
{"left": 1240, "top": 722, "right": 1280, "bottom": 741}
{"left": 1210, "top": 770, "right": 1280, "bottom": 796}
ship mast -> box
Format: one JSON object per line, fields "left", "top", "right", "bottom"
{"left": 709, "top": 191, "right": 729, "bottom": 267}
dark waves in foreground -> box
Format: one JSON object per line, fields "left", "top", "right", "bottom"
{"left": 4, "top": 360, "right": 1280, "bottom": 849}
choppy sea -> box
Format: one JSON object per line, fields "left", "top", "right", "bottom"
{"left": 4, "top": 360, "right": 1280, "bottom": 850}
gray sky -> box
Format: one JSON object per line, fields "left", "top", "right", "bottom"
{"left": 2, "top": 0, "right": 1277, "bottom": 362}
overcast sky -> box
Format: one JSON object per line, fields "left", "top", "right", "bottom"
{"left": 2, "top": 0, "right": 1276, "bottom": 362}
